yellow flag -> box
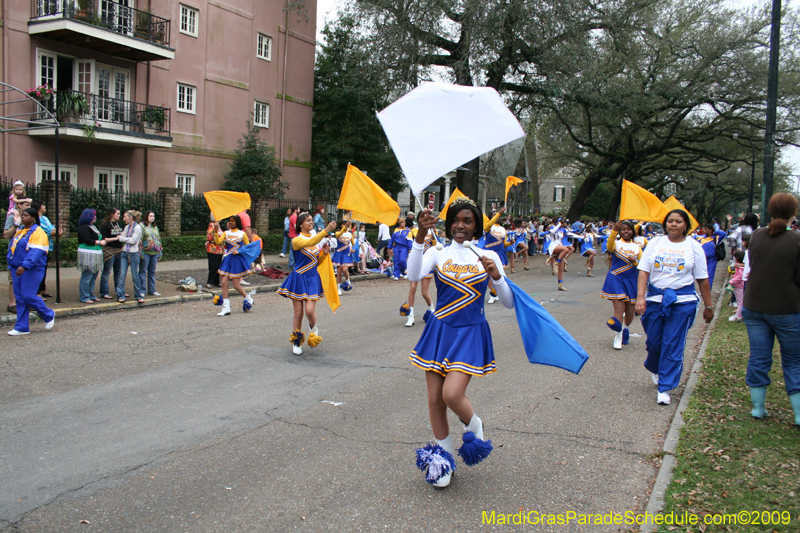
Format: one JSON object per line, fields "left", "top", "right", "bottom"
{"left": 619, "top": 180, "right": 669, "bottom": 222}
{"left": 663, "top": 196, "right": 700, "bottom": 231}
{"left": 438, "top": 187, "right": 468, "bottom": 220}
{"left": 203, "top": 191, "right": 251, "bottom": 221}
{"left": 337, "top": 164, "right": 401, "bottom": 226}
{"left": 504, "top": 176, "right": 524, "bottom": 202}
{"left": 317, "top": 252, "right": 340, "bottom": 313}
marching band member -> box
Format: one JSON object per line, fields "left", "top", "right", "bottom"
{"left": 212, "top": 215, "right": 260, "bottom": 316}
{"left": 581, "top": 225, "right": 598, "bottom": 277}
{"left": 482, "top": 208, "right": 507, "bottom": 303}
{"left": 600, "top": 221, "right": 643, "bottom": 349}
{"left": 277, "top": 214, "right": 338, "bottom": 355}
{"left": 402, "top": 224, "right": 436, "bottom": 327}
{"left": 331, "top": 219, "right": 354, "bottom": 295}
{"left": 408, "top": 198, "right": 513, "bottom": 489}
{"left": 387, "top": 217, "right": 412, "bottom": 280}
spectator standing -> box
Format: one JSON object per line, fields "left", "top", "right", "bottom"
{"left": 206, "top": 214, "right": 224, "bottom": 287}
{"left": 741, "top": 193, "right": 800, "bottom": 427}
{"left": 288, "top": 206, "right": 299, "bottom": 270}
{"left": 76, "top": 208, "right": 106, "bottom": 304}
{"left": 99, "top": 208, "right": 123, "bottom": 299}
{"left": 139, "top": 210, "right": 163, "bottom": 297}
{"left": 279, "top": 208, "right": 292, "bottom": 258}
{"left": 116, "top": 210, "right": 143, "bottom": 303}
{"left": 313, "top": 206, "right": 326, "bottom": 233}
{"left": 4, "top": 198, "right": 32, "bottom": 313}
{"left": 376, "top": 222, "right": 391, "bottom": 258}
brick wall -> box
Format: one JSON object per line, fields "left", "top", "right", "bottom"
{"left": 157, "top": 187, "right": 182, "bottom": 237}
{"left": 40, "top": 180, "right": 72, "bottom": 238}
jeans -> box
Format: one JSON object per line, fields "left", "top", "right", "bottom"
{"left": 117, "top": 251, "right": 143, "bottom": 300}
{"left": 288, "top": 245, "right": 296, "bottom": 270}
{"left": 79, "top": 268, "right": 99, "bottom": 302}
{"left": 281, "top": 234, "right": 291, "bottom": 254}
{"left": 742, "top": 307, "right": 800, "bottom": 395}
{"left": 207, "top": 252, "right": 222, "bottom": 286}
{"left": 376, "top": 239, "right": 391, "bottom": 259}
{"left": 139, "top": 253, "right": 160, "bottom": 295}
{"left": 100, "top": 252, "right": 121, "bottom": 297}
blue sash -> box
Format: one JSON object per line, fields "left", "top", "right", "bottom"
{"left": 646, "top": 283, "right": 696, "bottom": 316}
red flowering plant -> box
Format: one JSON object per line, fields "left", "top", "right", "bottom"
{"left": 25, "top": 85, "right": 56, "bottom": 99}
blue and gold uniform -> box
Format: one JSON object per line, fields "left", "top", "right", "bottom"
{"left": 600, "top": 231, "right": 643, "bottom": 303}
{"left": 481, "top": 212, "right": 508, "bottom": 266}
{"left": 215, "top": 229, "right": 257, "bottom": 278}
{"left": 388, "top": 225, "right": 412, "bottom": 278}
{"left": 331, "top": 227, "right": 353, "bottom": 267}
{"left": 278, "top": 231, "right": 328, "bottom": 300}
{"left": 7, "top": 223, "right": 54, "bottom": 333}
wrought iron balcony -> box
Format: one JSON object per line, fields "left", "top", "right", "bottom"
{"left": 29, "top": 0, "right": 174, "bottom": 61}
{"left": 30, "top": 90, "right": 172, "bottom": 147}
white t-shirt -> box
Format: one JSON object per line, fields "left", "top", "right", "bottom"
{"left": 638, "top": 236, "right": 708, "bottom": 303}
{"left": 378, "top": 224, "right": 390, "bottom": 241}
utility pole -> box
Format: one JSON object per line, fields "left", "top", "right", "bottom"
{"left": 761, "top": 0, "right": 782, "bottom": 222}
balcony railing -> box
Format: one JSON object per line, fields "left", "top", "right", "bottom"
{"left": 31, "top": 0, "right": 170, "bottom": 47}
{"left": 34, "top": 90, "right": 170, "bottom": 138}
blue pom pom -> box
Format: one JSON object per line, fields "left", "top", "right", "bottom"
{"left": 212, "top": 295, "right": 222, "bottom": 306}
{"left": 606, "top": 317, "right": 622, "bottom": 332}
{"left": 341, "top": 282, "right": 353, "bottom": 291}
{"left": 622, "top": 327, "right": 629, "bottom": 345}
{"left": 458, "top": 431, "right": 493, "bottom": 466}
{"left": 400, "top": 303, "right": 410, "bottom": 316}
{"left": 243, "top": 299, "right": 252, "bottom": 312}
{"left": 415, "top": 443, "right": 456, "bottom": 484}
{"left": 423, "top": 309, "right": 432, "bottom": 323}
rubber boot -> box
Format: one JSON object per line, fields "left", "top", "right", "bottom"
{"left": 405, "top": 307, "right": 415, "bottom": 327}
{"left": 216, "top": 299, "right": 231, "bottom": 316}
{"left": 789, "top": 392, "right": 800, "bottom": 426}
{"left": 750, "top": 386, "right": 768, "bottom": 418}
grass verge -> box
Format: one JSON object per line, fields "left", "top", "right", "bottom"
{"left": 658, "top": 298, "right": 800, "bottom": 532}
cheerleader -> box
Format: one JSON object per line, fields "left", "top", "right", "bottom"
{"left": 513, "top": 220, "right": 530, "bottom": 270}
{"left": 547, "top": 223, "right": 571, "bottom": 290}
{"left": 402, "top": 225, "right": 436, "bottom": 327}
{"left": 331, "top": 219, "right": 354, "bottom": 295}
{"left": 581, "top": 225, "right": 598, "bottom": 277}
{"left": 387, "top": 217, "right": 412, "bottom": 280}
{"left": 482, "top": 208, "right": 508, "bottom": 303}
{"left": 634, "top": 223, "right": 649, "bottom": 250}
{"left": 600, "top": 221, "right": 643, "bottom": 349}
{"left": 278, "top": 215, "right": 338, "bottom": 355}
{"left": 213, "top": 215, "right": 260, "bottom": 316}
{"left": 408, "top": 200, "right": 513, "bottom": 489}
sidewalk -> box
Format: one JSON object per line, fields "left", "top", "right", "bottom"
{"left": 0, "top": 254, "right": 388, "bottom": 325}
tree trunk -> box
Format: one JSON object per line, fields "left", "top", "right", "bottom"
{"left": 456, "top": 157, "right": 481, "bottom": 206}
{"left": 606, "top": 179, "right": 623, "bottom": 221}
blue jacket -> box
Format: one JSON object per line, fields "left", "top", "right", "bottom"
{"left": 7, "top": 224, "right": 50, "bottom": 271}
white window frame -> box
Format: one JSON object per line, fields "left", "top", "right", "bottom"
{"left": 554, "top": 186, "right": 565, "bottom": 203}
{"left": 176, "top": 173, "right": 195, "bottom": 194}
{"left": 36, "top": 162, "right": 78, "bottom": 187}
{"left": 94, "top": 167, "right": 130, "bottom": 193}
{"left": 179, "top": 4, "right": 199, "bottom": 37}
{"left": 176, "top": 83, "right": 196, "bottom": 114}
{"left": 257, "top": 33, "right": 272, "bottom": 61}
{"left": 254, "top": 101, "right": 270, "bottom": 128}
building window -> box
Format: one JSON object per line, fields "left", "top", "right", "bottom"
{"left": 176, "top": 174, "right": 195, "bottom": 194}
{"left": 180, "top": 4, "right": 198, "bottom": 37}
{"left": 254, "top": 101, "right": 269, "bottom": 128}
{"left": 553, "top": 186, "right": 565, "bottom": 203}
{"left": 95, "top": 168, "right": 130, "bottom": 193}
{"left": 257, "top": 33, "right": 272, "bottom": 61}
{"left": 36, "top": 163, "right": 77, "bottom": 187}
{"left": 177, "top": 83, "right": 196, "bottom": 114}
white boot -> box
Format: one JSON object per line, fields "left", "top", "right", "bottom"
{"left": 463, "top": 414, "right": 485, "bottom": 440}
{"left": 405, "top": 307, "right": 415, "bottom": 327}
{"left": 613, "top": 331, "right": 623, "bottom": 350}
{"left": 433, "top": 435, "right": 454, "bottom": 489}
{"left": 217, "top": 299, "right": 231, "bottom": 316}
{"left": 487, "top": 295, "right": 499, "bottom": 304}
{"left": 338, "top": 286, "right": 343, "bottom": 296}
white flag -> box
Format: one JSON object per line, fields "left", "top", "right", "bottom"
{"left": 377, "top": 82, "right": 525, "bottom": 196}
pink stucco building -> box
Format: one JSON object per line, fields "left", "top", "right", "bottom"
{"left": 0, "top": 0, "right": 315, "bottom": 196}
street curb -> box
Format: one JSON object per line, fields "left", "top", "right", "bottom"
{"left": 0, "top": 272, "right": 388, "bottom": 325}
{"left": 639, "top": 278, "right": 728, "bottom": 532}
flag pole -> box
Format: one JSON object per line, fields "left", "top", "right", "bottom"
{"left": 415, "top": 196, "right": 444, "bottom": 249}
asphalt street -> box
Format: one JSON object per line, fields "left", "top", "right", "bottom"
{"left": 0, "top": 256, "right": 720, "bottom": 532}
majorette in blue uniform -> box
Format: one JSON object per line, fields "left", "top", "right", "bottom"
{"left": 331, "top": 228, "right": 353, "bottom": 267}
{"left": 387, "top": 222, "right": 412, "bottom": 279}
{"left": 217, "top": 230, "right": 256, "bottom": 279}
{"left": 7, "top": 221, "right": 55, "bottom": 335}
{"left": 481, "top": 212, "right": 508, "bottom": 266}
{"left": 600, "top": 226, "right": 643, "bottom": 348}
{"left": 580, "top": 232, "right": 595, "bottom": 256}
{"left": 278, "top": 231, "right": 327, "bottom": 301}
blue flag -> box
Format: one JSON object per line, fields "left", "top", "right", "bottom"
{"left": 506, "top": 278, "right": 589, "bottom": 374}
{"left": 238, "top": 239, "right": 263, "bottom": 265}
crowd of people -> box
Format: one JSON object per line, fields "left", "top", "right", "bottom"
{"left": 5, "top": 181, "right": 799, "bottom": 490}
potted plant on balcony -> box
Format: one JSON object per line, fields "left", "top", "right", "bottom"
{"left": 25, "top": 85, "right": 55, "bottom": 102}
{"left": 135, "top": 8, "right": 150, "bottom": 39}
{"left": 75, "top": 0, "right": 92, "bottom": 21}
{"left": 57, "top": 92, "right": 89, "bottom": 124}
{"left": 141, "top": 106, "right": 166, "bottom": 133}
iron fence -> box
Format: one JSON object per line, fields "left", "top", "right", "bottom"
{"left": 70, "top": 187, "right": 161, "bottom": 232}
{"left": 0, "top": 177, "right": 44, "bottom": 219}
{"left": 31, "top": 0, "right": 170, "bottom": 47}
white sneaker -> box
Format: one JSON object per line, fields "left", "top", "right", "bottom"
{"left": 613, "top": 331, "right": 623, "bottom": 350}
{"left": 45, "top": 318, "right": 55, "bottom": 330}
{"left": 292, "top": 345, "right": 303, "bottom": 355}
{"left": 393, "top": 277, "right": 399, "bottom": 281}
{"left": 7, "top": 329, "right": 29, "bottom": 336}
{"left": 151, "top": 291, "right": 162, "bottom": 296}
{"left": 728, "top": 315, "right": 741, "bottom": 322}
{"left": 487, "top": 295, "right": 498, "bottom": 304}
{"left": 652, "top": 373, "right": 659, "bottom": 386}
{"left": 240, "top": 280, "right": 251, "bottom": 286}
{"left": 405, "top": 308, "right": 415, "bottom": 327}
{"left": 657, "top": 391, "right": 671, "bottom": 405}
{"left": 279, "top": 253, "right": 285, "bottom": 258}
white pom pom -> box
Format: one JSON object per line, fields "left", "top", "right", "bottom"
{"left": 436, "top": 242, "right": 444, "bottom": 250}
{"left": 462, "top": 241, "right": 472, "bottom": 248}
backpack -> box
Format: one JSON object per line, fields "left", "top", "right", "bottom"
{"left": 715, "top": 239, "right": 726, "bottom": 261}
